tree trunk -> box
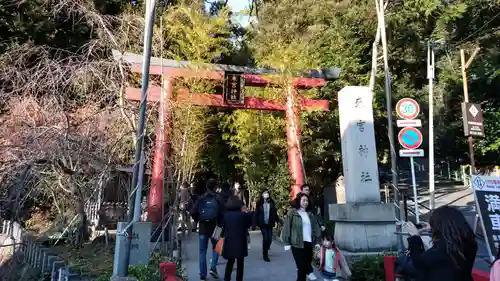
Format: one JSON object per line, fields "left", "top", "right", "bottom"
{"left": 72, "top": 185, "right": 89, "bottom": 248}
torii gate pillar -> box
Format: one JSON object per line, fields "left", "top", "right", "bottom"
{"left": 286, "top": 87, "right": 305, "bottom": 199}
{"left": 148, "top": 78, "right": 173, "bottom": 224}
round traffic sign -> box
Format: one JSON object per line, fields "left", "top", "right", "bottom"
{"left": 396, "top": 98, "right": 420, "bottom": 120}
{"left": 398, "top": 127, "right": 423, "bottom": 149}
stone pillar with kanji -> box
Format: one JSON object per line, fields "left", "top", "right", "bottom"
{"left": 329, "top": 86, "right": 397, "bottom": 252}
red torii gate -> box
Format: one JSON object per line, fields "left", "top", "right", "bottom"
{"left": 113, "top": 50, "right": 340, "bottom": 223}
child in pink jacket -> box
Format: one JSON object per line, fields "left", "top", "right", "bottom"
{"left": 317, "top": 234, "right": 351, "bottom": 281}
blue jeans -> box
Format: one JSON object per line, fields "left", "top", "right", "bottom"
{"left": 199, "top": 234, "right": 219, "bottom": 278}
{"left": 321, "top": 271, "right": 336, "bottom": 279}
{"left": 321, "top": 271, "right": 337, "bottom": 279}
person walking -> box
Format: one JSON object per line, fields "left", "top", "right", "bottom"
{"left": 190, "top": 178, "right": 225, "bottom": 280}
{"left": 221, "top": 195, "right": 252, "bottom": 281}
{"left": 282, "top": 192, "right": 322, "bottom": 281}
{"left": 252, "top": 189, "right": 279, "bottom": 262}
{"left": 233, "top": 181, "right": 249, "bottom": 206}
{"left": 189, "top": 182, "right": 199, "bottom": 233}
{"left": 404, "top": 206, "right": 477, "bottom": 281}
{"left": 233, "top": 181, "right": 251, "bottom": 248}
{"left": 218, "top": 182, "right": 232, "bottom": 205}
{"left": 177, "top": 182, "right": 192, "bottom": 234}
{"left": 316, "top": 234, "right": 351, "bottom": 281}
{"left": 299, "top": 184, "right": 326, "bottom": 232}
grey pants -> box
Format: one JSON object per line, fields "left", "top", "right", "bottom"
{"left": 179, "top": 209, "right": 192, "bottom": 231}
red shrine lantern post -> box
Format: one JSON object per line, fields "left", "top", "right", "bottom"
{"left": 114, "top": 50, "right": 340, "bottom": 224}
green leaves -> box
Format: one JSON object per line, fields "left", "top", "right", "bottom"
{"left": 220, "top": 109, "right": 286, "bottom": 180}
{"left": 163, "top": 5, "right": 232, "bottom": 61}
{"left": 350, "top": 254, "right": 387, "bottom": 281}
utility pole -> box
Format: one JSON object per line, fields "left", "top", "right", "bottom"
{"left": 375, "top": 0, "right": 401, "bottom": 250}
{"left": 427, "top": 40, "right": 435, "bottom": 209}
{"left": 376, "top": 0, "right": 399, "bottom": 209}
{"left": 460, "top": 47, "right": 480, "bottom": 174}
{"left": 115, "top": 0, "right": 157, "bottom": 277}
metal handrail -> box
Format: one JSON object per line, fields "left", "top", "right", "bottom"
{"left": 406, "top": 196, "right": 432, "bottom": 211}
{"left": 0, "top": 242, "right": 25, "bottom": 248}
{"left": 383, "top": 182, "right": 429, "bottom": 222}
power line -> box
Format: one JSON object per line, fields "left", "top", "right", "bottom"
{"left": 452, "top": 10, "right": 500, "bottom": 48}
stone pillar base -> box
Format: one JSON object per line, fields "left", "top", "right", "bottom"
{"left": 329, "top": 202, "right": 397, "bottom": 252}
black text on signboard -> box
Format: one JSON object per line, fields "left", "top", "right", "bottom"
{"left": 224, "top": 71, "right": 245, "bottom": 105}
{"left": 461, "top": 102, "right": 484, "bottom": 137}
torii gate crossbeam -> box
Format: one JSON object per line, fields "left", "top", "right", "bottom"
{"left": 113, "top": 50, "right": 341, "bottom": 223}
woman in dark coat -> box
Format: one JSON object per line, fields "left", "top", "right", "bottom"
{"left": 252, "top": 189, "right": 279, "bottom": 262}
{"left": 222, "top": 195, "right": 252, "bottom": 281}
{"left": 404, "top": 206, "right": 477, "bottom": 281}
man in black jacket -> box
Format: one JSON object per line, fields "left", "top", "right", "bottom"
{"left": 189, "top": 178, "right": 225, "bottom": 280}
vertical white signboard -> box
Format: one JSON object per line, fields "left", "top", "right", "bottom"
{"left": 338, "top": 86, "right": 380, "bottom": 203}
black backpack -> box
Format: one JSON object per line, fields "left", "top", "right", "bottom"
{"left": 198, "top": 193, "right": 220, "bottom": 221}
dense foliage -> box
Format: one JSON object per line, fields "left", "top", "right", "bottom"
{"left": 350, "top": 254, "right": 387, "bottom": 281}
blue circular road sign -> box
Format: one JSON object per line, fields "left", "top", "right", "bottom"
{"left": 398, "top": 127, "right": 423, "bottom": 149}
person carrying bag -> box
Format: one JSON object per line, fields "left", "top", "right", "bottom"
{"left": 220, "top": 196, "right": 252, "bottom": 281}
{"left": 189, "top": 179, "right": 225, "bottom": 280}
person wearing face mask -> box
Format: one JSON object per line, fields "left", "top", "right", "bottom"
{"left": 252, "top": 189, "right": 280, "bottom": 262}
{"left": 282, "top": 192, "right": 322, "bottom": 281}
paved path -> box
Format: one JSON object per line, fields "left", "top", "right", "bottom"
{"left": 180, "top": 181, "right": 492, "bottom": 279}
{"left": 181, "top": 231, "right": 320, "bottom": 281}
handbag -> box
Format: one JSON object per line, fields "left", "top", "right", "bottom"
{"left": 280, "top": 213, "right": 294, "bottom": 243}
{"left": 179, "top": 202, "right": 186, "bottom": 211}
{"left": 215, "top": 238, "right": 224, "bottom": 255}
{"left": 395, "top": 250, "right": 418, "bottom": 278}
{"left": 212, "top": 226, "right": 223, "bottom": 240}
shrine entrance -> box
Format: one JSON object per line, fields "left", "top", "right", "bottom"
{"left": 113, "top": 50, "right": 340, "bottom": 223}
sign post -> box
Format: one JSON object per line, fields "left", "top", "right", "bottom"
{"left": 461, "top": 102, "right": 485, "bottom": 137}
{"left": 224, "top": 71, "right": 245, "bottom": 105}
{"left": 398, "top": 126, "right": 424, "bottom": 223}
{"left": 396, "top": 97, "right": 424, "bottom": 223}
{"left": 471, "top": 175, "right": 499, "bottom": 262}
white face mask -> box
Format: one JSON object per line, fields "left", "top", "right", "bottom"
{"left": 234, "top": 183, "right": 240, "bottom": 190}
{"left": 262, "top": 193, "right": 269, "bottom": 199}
